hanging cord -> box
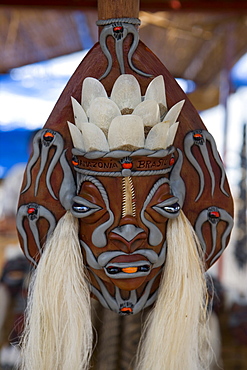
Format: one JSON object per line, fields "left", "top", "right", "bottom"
{"left": 96, "top": 18, "right": 141, "bottom": 26}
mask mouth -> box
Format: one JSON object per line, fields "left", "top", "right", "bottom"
{"left": 104, "top": 260, "right": 151, "bottom": 279}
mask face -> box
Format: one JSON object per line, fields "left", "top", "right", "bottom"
{"left": 16, "top": 74, "right": 234, "bottom": 316}
{"left": 70, "top": 152, "right": 180, "bottom": 314}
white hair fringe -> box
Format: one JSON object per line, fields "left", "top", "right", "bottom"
{"left": 20, "top": 210, "right": 210, "bottom": 370}
{"left": 135, "top": 210, "right": 210, "bottom": 370}
{"left": 19, "top": 211, "right": 93, "bottom": 370}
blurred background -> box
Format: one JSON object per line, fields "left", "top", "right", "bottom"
{"left": 0, "top": 1, "right": 246, "bottom": 369}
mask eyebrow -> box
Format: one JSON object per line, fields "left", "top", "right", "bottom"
{"left": 72, "top": 195, "right": 102, "bottom": 210}
{"left": 153, "top": 196, "right": 179, "bottom": 208}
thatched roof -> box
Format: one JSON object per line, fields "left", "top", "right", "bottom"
{"left": 0, "top": 8, "right": 96, "bottom": 72}
{"left": 0, "top": 1, "right": 247, "bottom": 109}
{"left": 139, "top": 11, "right": 247, "bottom": 109}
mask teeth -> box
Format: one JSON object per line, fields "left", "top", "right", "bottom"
{"left": 122, "top": 177, "right": 136, "bottom": 218}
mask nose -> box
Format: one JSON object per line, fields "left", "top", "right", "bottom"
{"left": 109, "top": 220, "right": 147, "bottom": 253}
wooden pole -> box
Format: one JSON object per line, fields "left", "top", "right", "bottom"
{"left": 97, "top": 0, "right": 140, "bottom": 20}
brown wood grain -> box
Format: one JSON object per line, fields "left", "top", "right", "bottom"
{"left": 98, "top": 0, "right": 140, "bottom": 20}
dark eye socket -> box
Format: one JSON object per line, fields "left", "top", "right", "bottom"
{"left": 72, "top": 203, "right": 90, "bottom": 213}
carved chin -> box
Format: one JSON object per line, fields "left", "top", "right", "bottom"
{"left": 109, "top": 275, "right": 150, "bottom": 291}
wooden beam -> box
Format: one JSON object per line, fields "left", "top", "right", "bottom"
{"left": 0, "top": 0, "right": 97, "bottom": 10}
{"left": 1, "top": 0, "right": 247, "bottom": 12}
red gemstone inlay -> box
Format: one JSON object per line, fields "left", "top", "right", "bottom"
{"left": 28, "top": 207, "right": 36, "bottom": 214}
{"left": 122, "top": 162, "right": 133, "bottom": 169}
{"left": 113, "top": 26, "right": 123, "bottom": 32}
{"left": 169, "top": 157, "right": 175, "bottom": 166}
{"left": 209, "top": 211, "right": 220, "bottom": 218}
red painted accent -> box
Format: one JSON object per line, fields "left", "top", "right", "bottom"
{"left": 122, "top": 162, "right": 133, "bottom": 169}
{"left": 44, "top": 132, "right": 54, "bottom": 138}
{"left": 170, "top": 0, "right": 181, "bottom": 10}
{"left": 120, "top": 307, "right": 133, "bottom": 313}
{"left": 113, "top": 26, "right": 123, "bottom": 32}
{"left": 193, "top": 133, "right": 203, "bottom": 138}
{"left": 72, "top": 160, "right": 79, "bottom": 166}
{"left": 27, "top": 207, "right": 36, "bottom": 214}
{"left": 210, "top": 211, "right": 220, "bottom": 218}
{"left": 169, "top": 157, "right": 175, "bottom": 166}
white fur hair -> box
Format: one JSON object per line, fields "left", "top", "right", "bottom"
{"left": 19, "top": 211, "right": 92, "bottom": 370}
{"left": 20, "top": 210, "right": 210, "bottom": 370}
{"left": 135, "top": 210, "right": 210, "bottom": 370}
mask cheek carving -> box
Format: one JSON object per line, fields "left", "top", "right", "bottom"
{"left": 91, "top": 211, "right": 115, "bottom": 248}
{"left": 144, "top": 209, "right": 168, "bottom": 227}
{"left": 77, "top": 208, "right": 108, "bottom": 225}
{"left": 78, "top": 213, "right": 112, "bottom": 252}
{"left": 72, "top": 182, "right": 107, "bottom": 245}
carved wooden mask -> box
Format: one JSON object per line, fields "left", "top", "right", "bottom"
{"left": 17, "top": 19, "right": 234, "bottom": 316}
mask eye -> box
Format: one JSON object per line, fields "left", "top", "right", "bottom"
{"left": 152, "top": 197, "right": 180, "bottom": 219}
{"left": 163, "top": 203, "right": 180, "bottom": 214}
{"left": 70, "top": 196, "right": 102, "bottom": 218}
{"left": 72, "top": 203, "right": 91, "bottom": 213}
